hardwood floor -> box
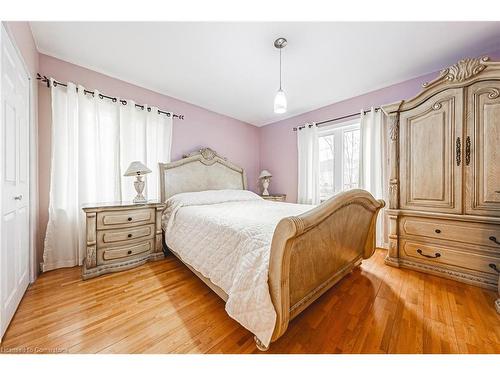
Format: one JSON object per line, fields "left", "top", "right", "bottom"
{"left": 1, "top": 249, "right": 499, "bottom": 354}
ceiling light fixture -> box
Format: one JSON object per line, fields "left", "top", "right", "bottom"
{"left": 273, "top": 37, "right": 287, "bottom": 114}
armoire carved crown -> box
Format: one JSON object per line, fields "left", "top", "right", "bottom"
{"left": 422, "top": 56, "right": 490, "bottom": 88}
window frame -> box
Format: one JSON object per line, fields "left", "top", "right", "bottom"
{"left": 318, "top": 118, "right": 361, "bottom": 200}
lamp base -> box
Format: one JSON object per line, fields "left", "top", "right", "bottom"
{"left": 133, "top": 195, "right": 147, "bottom": 204}
{"left": 133, "top": 176, "right": 147, "bottom": 204}
{"left": 262, "top": 179, "right": 270, "bottom": 196}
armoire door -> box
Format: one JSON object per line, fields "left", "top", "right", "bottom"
{"left": 465, "top": 81, "right": 500, "bottom": 217}
{"left": 399, "top": 88, "right": 463, "bottom": 214}
{"left": 0, "top": 26, "right": 30, "bottom": 340}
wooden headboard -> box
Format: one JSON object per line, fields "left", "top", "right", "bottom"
{"left": 159, "top": 147, "right": 248, "bottom": 202}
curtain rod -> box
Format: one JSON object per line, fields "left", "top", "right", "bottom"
{"left": 292, "top": 107, "right": 380, "bottom": 131}
{"left": 36, "top": 74, "right": 185, "bottom": 120}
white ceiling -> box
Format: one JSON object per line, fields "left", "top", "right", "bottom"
{"left": 30, "top": 22, "right": 500, "bottom": 126}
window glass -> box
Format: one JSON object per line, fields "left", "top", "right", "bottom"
{"left": 343, "top": 129, "right": 360, "bottom": 190}
{"left": 319, "top": 134, "right": 335, "bottom": 200}
{"left": 318, "top": 121, "right": 360, "bottom": 201}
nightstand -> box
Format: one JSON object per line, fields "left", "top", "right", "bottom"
{"left": 260, "top": 194, "right": 286, "bottom": 202}
{"left": 82, "top": 201, "right": 166, "bottom": 280}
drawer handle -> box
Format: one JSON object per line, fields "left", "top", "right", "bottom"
{"left": 127, "top": 250, "right": 132, "bottom": 255}
{"left": 127, "top": 234, "right": 133, "bottom": 238}
{"left": 127, "top": 217, "right": 133, "bottom": 221}
{"left": 489, "top": 236, "right": 500, "bottom": 245}
{"left": 435, "top": 229, "right": 441, "bottom": 234}
{"left": 417, "top": 249, "right": 441, "bottom": 259}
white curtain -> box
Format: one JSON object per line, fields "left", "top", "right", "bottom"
{"left": 42, "top": 81, "right": 173, "bottom": 271}
{"left": 359, "top": 107, "right": 386, "bottom": 248}
{"left": 297, "top": 123, "right": 320, "bottom": 205}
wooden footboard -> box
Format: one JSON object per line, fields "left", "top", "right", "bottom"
{"left": 265, "top": 189, "right": 385, "bottom": 348}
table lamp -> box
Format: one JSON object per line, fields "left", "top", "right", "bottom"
{"left": 259, "top": 170, "right": 272, "bottom": 196}
{"left": 124, "top": 161, "right": 152, "bottom": 203}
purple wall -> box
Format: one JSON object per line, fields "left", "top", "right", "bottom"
{"left": 259, "top": 49, "right": 500, "bottom": 203}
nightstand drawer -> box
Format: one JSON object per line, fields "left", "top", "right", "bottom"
{"left": 98, "top": 239, "right": 154, "bottom": 264}
{"left": 97, "top": 208, "right": 155, "bottom": 229}
{"left": 97, "top": 224, "right": 155, "bottom": 246}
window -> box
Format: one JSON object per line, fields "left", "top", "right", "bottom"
{"left": 318, "top": 120, "right": 360, "bottom": 201}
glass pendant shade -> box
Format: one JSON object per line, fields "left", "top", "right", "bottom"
{"left": 274, "top": 89, "right": 287, "bottom": 114}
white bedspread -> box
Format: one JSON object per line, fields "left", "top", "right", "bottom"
{"left": 162, "top": 189, "right": 312, "bottom": 346}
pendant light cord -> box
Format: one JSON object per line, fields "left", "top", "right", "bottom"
{"left": 279, "top": 47, "right": 282, "bottom": 90}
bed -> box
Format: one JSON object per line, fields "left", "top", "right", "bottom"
{"left": 159, "top": 147, "right": 385, "bottom": 350}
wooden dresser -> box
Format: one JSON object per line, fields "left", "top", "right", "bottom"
{"left": 382, "top": 56, "right": 500, "bottom": 296}
{"left": 260, "top": 194, "right": 286, "bottom": 202}
{"left": 82, "top": 201, "right": 166, "bottom": 280}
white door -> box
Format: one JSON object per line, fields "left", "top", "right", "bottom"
{"left": 0, "top": 26, "right": 30, "bottom": 340}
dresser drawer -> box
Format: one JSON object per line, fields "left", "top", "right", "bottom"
{"left": 97, "top": 239, "right": 154, "bottom": 265}
{"left": 400, "top": 239, "right": 500, "bottom": 276}
{"left": 97, "top": 224, "right": 155, "bottom": 247}
{"left": 400, "top": 216, "right": 500, "bottom": 250}
{"left": 97, "top": 208, "right": 155, "bottom": 229}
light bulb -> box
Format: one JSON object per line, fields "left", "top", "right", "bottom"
{"left": 274, "top": 89, "right": 287, "bottom": 114}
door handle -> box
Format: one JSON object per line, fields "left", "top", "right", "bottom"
{"left": 465, "top": 136, "right": 471, "bottom": 166}
{"left": 455, "top": 137, "right": 461, "bottom": 166}
{"left": 13, "top": 194, "right": 23, "bottom": 201}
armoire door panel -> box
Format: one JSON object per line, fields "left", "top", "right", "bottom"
{"left": 399, "top": 88, "right": 463, "bottom": 213}
{"left": 466, "top": 81, "right": 500, "bottom": 216}
{"left": 410, "top": 111, "right": 446, "bottom": 201}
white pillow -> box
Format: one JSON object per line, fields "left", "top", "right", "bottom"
{"left": 166, "top": 189, "right": 262, "bottom": 207}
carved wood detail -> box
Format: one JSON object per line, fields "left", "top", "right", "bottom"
{"left": 387, "top": 111, "right": 401, "bottom": 210}
{"left": 389, "top": 114, "right": 399, "bottom": 141}
{"left": 85, "top": 212, "right": 97, "bottom": 268}
{"left": 423, "top": 56, "right": 490, "bottom": 88}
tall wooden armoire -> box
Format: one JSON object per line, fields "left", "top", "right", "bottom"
{"left": 382, "top": 56, "right": 500, "bottom": 312}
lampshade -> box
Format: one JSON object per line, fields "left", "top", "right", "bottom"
{"left": 124, "top": 161, "right": 152, "bottom": 176}
{"left": 259, "top": 170, "right": 272, "bottom": 179}
{"left": 274, "top": 89, "right": 287, "bottom": 114}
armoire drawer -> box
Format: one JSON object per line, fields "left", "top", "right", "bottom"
{"left": 400, "top": 216, "right": 500, "bottom": 250}
{"left": 97, "top": 224, "right": 155, "bottom": 247}
{"left": 400, "top": 239, "right": 500, "bottom": 276}
{"left": 96, "top": 208, "right": 155, "bottom": 229}
{"left": 97, "top": 239, "right": 154, "bottom": 265}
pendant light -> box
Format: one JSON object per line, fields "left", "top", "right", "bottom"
{"left": 273, "top": 37, "right": 288, "bottom": 114}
